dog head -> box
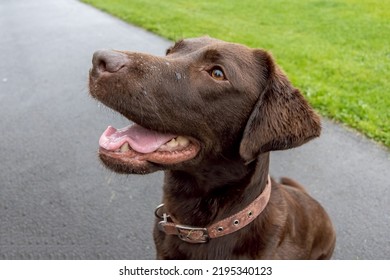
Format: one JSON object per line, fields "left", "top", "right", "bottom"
{"left": 89, "top": 37, "right": 320, "bottom": 174}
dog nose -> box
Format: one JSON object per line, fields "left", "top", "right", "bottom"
{"left": 92, "top": 50, "right": 128, "bottom": 74}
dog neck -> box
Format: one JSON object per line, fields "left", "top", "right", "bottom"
{"left": 162, "top": 153, "right": 270, "bottom": 227}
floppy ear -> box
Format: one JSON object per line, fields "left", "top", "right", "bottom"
{"left": 239, "top": 50, "right": 321, "bottom": 163}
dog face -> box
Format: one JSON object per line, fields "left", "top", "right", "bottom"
{"left": 89, "top": 37, "right": 320, "bottom": 174}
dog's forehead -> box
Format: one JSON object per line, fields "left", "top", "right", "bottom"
{"left": 183, "top": 36, "right": 225, "bottom": 47}
{"left": 167, "top": 36, "right": 251, "bottom": 56}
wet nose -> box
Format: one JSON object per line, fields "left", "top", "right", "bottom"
{"left": 91, "top": 50, "right": 129, "bottom": 74}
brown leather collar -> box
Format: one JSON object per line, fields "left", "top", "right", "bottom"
{"left": 155, "top": 175, "right": 271, "bottom": 244}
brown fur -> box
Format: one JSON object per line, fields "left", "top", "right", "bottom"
{"left": 89, "top": 37, "right": 336, "bottom": 259}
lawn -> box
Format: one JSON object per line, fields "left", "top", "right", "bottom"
{"left": 82, "top": 0, "right": 390, "bottom": 148}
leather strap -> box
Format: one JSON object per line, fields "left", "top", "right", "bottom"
{"left": 155, "top": 175, "right": 272, "bottom": 243}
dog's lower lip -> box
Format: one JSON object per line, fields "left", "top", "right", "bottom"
{"left": 98, "top": 139, "right": 200, "bottom": 166}
{"left": 113, "top": 136, "right": 192, "bottom": 153}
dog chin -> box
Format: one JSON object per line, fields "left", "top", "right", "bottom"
{"left": 99, "top": 150, "right": 161, "bottom": 174}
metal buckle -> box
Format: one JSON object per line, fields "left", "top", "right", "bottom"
{"left": 155, "top": 203, "right": 168, "bottom": 219}
{"left": 155, "top": 203, "right": 209, "bottom": 244}
{"left": 157, "top": 213, "right": 170, "bottom": 232}
{"left": 175, "top": 225, "right": 209, "bottom": 244}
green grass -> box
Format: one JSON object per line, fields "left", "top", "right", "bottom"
{"left": 82, "top": 0, "right": 390, "bottom": 148}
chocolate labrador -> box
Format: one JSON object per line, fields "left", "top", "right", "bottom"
{"left": 88, "top": 37, "right": 336, "bottom": 259}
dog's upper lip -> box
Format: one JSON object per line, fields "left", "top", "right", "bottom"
{"left": 99, "top": 124, "right": 177, "bottom": 154}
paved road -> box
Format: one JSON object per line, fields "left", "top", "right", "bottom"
{"left": 0, "top": 0, "right": 389, "bottom": 259}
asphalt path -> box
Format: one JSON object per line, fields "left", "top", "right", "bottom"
{"left": 0, "top": 0, "right": 389, "bottom": 259}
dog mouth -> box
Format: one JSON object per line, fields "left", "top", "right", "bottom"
{"left": 98, "top": 124, "right": 200, "bottom": 166}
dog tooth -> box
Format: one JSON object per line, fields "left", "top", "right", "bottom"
{"left": 120, "top": 142, "right": 130, "bottom": 152}
{"left": 176, "top": 136, "right": 189, "bottom": 147}
{"left": 166, "top": 138, "right": 178, "bottom": 148}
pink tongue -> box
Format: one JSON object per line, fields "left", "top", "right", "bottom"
{"left": 99, "top": 124, "right": 176, "bottom": 154}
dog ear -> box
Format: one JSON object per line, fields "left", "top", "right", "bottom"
{"left": 239, "top": 50, "right": 321, "bottom": 163}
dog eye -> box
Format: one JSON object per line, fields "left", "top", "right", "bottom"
{"left": 209, "top": 67, "right": 226, "bottom": 80}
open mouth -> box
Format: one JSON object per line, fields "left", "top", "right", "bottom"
{"left": 98, "top": 124, "right": 200, "bottom": 166}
